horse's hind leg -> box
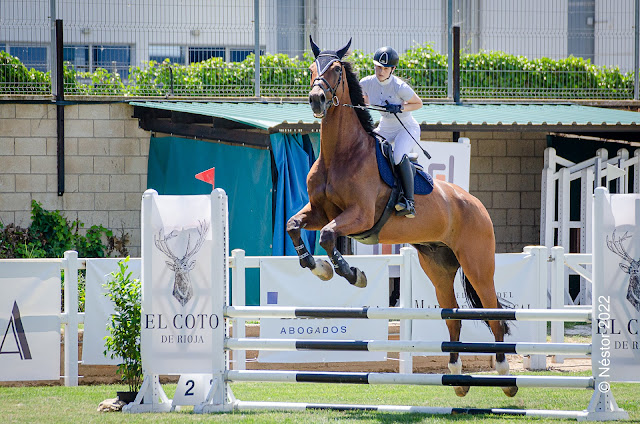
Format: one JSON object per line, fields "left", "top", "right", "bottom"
{"left": 414, "top": 245, "right": 469, "bottom": 397}
{"left": 287, "top": 203, "right": 333, "bottom": 281}
{"left": 455, "top": 246, "right": 518, "bottom": 397}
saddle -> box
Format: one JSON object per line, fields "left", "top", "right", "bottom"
{"left": 377, "top": 138, "right": 434, "bottom": 195}
{"left": 350, "top": 137, "right": 434, "bottom": 245}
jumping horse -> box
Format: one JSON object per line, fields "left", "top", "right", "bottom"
{"left": 286, "top": 37, "right": 517, "bottom": 398}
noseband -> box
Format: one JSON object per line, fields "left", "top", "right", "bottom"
{"left": 312, "top": 54, "right": 343, "bottom": 108}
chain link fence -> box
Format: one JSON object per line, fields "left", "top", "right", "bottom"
{"left": 0, "top": 0, "right": 637, "bottom": 99}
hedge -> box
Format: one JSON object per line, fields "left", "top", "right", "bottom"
{"left": 0, "top": 45, "right": 634, "bottom": 98}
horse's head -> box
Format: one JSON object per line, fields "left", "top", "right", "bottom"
{"left": 308, "top": 36, "right": 351, "bottom": 118}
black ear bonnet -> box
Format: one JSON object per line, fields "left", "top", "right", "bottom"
{"left": 310, "top": 36, "right": 352, "bottom": 76}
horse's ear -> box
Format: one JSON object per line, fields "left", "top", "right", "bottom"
{"left": 336, "top": 38, "right": 352, "bottom": 59}
{"left": 310, "top": 35, "right": 320, "bottom": 58}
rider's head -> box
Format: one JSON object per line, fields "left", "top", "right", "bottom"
{"left": 373, "top": 46, "right": 399, "bottom": 82}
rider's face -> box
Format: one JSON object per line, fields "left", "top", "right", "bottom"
{"left": 374, "top": 65, "right": 394, "bottom": 82}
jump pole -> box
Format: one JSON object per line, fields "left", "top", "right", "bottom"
{"left": 224, "top": 305, "right": 591, "bottom": 321}
{"left": 198, "top": 295, "right": 625, "bottom": 419}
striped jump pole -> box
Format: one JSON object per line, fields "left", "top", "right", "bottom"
{"left": 225, "top": 338, "right": 592, "bottom": 356}
{"left": 233, "top": 401, "right": 590, "bottom": 419}
{"left": 226, "top": 370, "right": 595, "bottom": 389}
{"left": 224, "top": 306, "right": 592, "bottom": 321}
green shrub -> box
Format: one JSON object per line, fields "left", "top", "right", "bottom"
{"left": 0, "top": 45, "right": 634, "bottom": 98}
{"left": 103, "top": 257, "right": 142, "bottom": 393}
{"left": 0, "top": 51, "right": 50, "bottom": 94}
{"left": 0, "top": 200, "right": 130, "bottom": 312}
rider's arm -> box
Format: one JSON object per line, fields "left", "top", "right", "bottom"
{"left": 401, "top": 93, "right": 422, "bottom": 112}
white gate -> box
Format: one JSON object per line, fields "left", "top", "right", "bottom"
{"left": 540, "top": 146, "right": 640, "bottom": 305}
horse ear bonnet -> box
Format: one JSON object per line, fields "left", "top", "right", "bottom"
{"left": 310, "top": 37, "right": 352, "bottom": 76}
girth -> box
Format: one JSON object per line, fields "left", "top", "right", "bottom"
{"left": 349, "top": 184, "right": 400, "bottom": 245}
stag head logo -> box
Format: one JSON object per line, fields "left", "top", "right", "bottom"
{"left": 606, "top": 230, "right": 640, "bottom": 312}
{"left": 154, "top": 220, "right": 210, "bottom": 306}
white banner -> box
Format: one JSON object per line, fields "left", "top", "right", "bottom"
{"left": 83, "top": 258, "right": 141, "bottom": 365}
{"left": 416, "top": 139, "right": 471, "bottom": 191}
{"left": 411, "top": 252, "right": 544, "bottom": 352}
{"left": 593, "top": 191, "right": 640, "bottom": 382}
{"left": 141, "top": 192, "right": 226, "bottom": 375}
{"left": 0, "top": 262, "right": 60, "bottom": 381}
{"left": 258, "top": 256, "right": 389, "bottom": 363}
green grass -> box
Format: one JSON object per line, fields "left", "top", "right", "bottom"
{"left": 0, "top": 373, "right": 638, "bottom": 424}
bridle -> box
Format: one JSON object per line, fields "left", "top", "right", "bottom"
{"left": 311, "top": 54, "right": 344, "bottom": 108}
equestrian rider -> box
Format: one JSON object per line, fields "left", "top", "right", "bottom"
{"left": 360, "top": 46, "right": 422, "bottom": 218}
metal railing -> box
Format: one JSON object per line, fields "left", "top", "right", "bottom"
{"left": 1, "top": 0, "right": 638, "bottom": 100}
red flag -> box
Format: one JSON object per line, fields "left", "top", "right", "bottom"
{"left": 195, "top": 167, "right": 215, "bottom": 187}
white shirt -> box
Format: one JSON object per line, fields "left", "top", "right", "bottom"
{"left": 359, "top": 74, "right": 419, "bottom": 129}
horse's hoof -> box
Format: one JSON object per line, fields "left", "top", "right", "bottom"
{"left": 311, "top": 259, "right": 333, "bottom": 281}
{"left": 353, "top": 268, "right": 367, "bottom": 288}
{"left": 454, "top": 386, "right": 470, "bottom": 397}
{"left": 502, "top": 386, "right": 518, "bottom": 397}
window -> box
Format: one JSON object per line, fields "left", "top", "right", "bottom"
{"left": 230, "top": 48, "right": 264, "bottom": 63}
{"left": 93, "top": 45, "right": 131, "bottom": 78}
{"left": 188, "top": 46, "right": 225, "bottom": 63}
{"left": 149, "top": 45, "right": 185, "bottom": 64}
{"left": 8, "top": 45, "right": 48, "bottom": 72}
{"left": 63, "top": 45, "right": 90, "bottom": 71}
{"left": 0, "top": 44, "right": 5, "bottom": 52}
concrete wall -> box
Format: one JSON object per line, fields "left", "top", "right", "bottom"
{"left": 421, "top": 131, "right": 545, "bottom": 254}
{"left": 0, "top": 102, "right": 148, "bottom": 256}
{"left": 0, "top": 102, "right": 544, "bottom": 257}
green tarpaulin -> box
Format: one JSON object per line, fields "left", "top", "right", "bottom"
{"left": 147, "top": 136, "right": 272, "bottom": 305}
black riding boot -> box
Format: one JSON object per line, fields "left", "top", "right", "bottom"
{"left": 395, "top": 155, "right": 416, "bottom": 218}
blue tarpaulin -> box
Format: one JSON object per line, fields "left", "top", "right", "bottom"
{"left": 270, "top": 132, "right": 319, "bottom": 256}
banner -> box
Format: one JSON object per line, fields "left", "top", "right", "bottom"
{"left": 411, "top": 252, "right": 544, "bottom": 352}
{"left": 0, "top": 262, "right": 60, "bottom": 381}
{"left": 416, "top": 139, "right": 471, "bottom": 191}
{"left": 593, "top": 191, "right": 640, "bottom": 382}
{"left": 258, "top": 257, "right": 389, "bottom": 363}
{"left": 141, "top": 190, "right": 227, "bottom": 374}
{"left": 83, "top": 258, "right": 141, "bottom": 365}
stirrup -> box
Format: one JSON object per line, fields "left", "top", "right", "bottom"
{"left": 395, "top": 198, "right": 416, "bottom": 218}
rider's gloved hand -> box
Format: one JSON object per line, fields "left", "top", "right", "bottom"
{"left": 384, "top": 103, "right": 403, "bottom": 114}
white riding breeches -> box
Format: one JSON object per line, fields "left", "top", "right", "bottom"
{"left": 374, "top": 120, "right": 420, "bottom": 164}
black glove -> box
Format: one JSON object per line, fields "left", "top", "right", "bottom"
{"left": 384, "top": 103, "right": 403, "bottom": 114}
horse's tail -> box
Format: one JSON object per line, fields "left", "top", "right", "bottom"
{"left": 460, "top": 271, "right": 511, "bottom": 336}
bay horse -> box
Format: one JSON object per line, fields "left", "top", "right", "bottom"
{"left": 286, "top": 37, "right": 517, "bottom": 398}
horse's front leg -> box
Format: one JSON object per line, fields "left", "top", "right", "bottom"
{"left": 286, "top": 203, "right": 333, "bottom": 281}
{"left": 318, "top": 208, "right": 371, "bottom": 288}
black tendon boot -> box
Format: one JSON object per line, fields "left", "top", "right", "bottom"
{"left": 395, "top": 155, "right": 416, "bottom": 218}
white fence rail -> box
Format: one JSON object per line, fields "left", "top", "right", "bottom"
{"left": 1, "top": 246, "right": 591, "bottom": 386}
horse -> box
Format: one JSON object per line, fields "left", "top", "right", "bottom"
{"left": 286, "top": 37, "right": 517, "bottom": 398}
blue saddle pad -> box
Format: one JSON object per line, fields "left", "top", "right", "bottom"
{"left": 375, "top": 140, "right": 434, "bottom": 195}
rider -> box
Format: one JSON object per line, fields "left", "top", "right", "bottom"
{"left": 360, "top": 46, "right": 422, "bottom": 218}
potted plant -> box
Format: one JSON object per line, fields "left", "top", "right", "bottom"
{"left": 103, "top": 256, "right": 142, "bottom": 403}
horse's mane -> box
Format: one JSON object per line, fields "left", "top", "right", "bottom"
{"left": 342, "top": 61, "right": 375, "bottom": 134}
